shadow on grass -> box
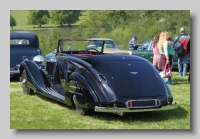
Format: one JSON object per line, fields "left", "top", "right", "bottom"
{"left": 88, "top": 106, "right": 188, "bottom": 122}
{"left": 33, "top": 26, "right": 56, "bottom": 29}
{"left": 33, "top": 92, "right": 188, "bottom": 123}
{"left": 32, "top": 25, "right": 76, "bottom": 29}
{"left": 10, "top": 77, "right": 20, "bottom": 82}
{"left": 34, "top": 93, "right": 68, "bottom": 109}
{"left": 11, "top": 75, "right": 189, "bottom": 123}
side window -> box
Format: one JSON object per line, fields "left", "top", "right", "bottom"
{"left": 104, "top": 40, "right": 115, "bottom": 48}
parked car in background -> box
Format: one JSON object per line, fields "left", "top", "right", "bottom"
{"left": 131, "top": 39, "right": 190, "bottom": 71}
{"left": 86, "top": 38, "right": 133, "bottom": 55}
{"left": 19, "top": 38, "right": 178, "bottom": 116}
{"left": 10, "top": 32, "right": 42, "bottom": 77}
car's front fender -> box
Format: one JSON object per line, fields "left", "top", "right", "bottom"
{"left": 20, "top": 60, "right": 51, "bottom": 89}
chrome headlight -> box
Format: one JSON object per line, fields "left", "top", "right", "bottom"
{"left": 46, "top": 56, "right": 56, "bottom": 62}
{"left": 33, "top": 55, "right": 44, "bottom": 65}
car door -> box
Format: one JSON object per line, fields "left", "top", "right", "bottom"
{"left": 132, "top": 48, "right": 146, "bottom": 59}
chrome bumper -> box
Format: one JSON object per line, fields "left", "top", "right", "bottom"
{"left": 10, "top": 68, "right": 20, "bottom": 76}
{"left": 10, "top": 64, "right": 23, "bottom": 76}
{"left": 95, "top": 102, "right": 178, "bottom": 113}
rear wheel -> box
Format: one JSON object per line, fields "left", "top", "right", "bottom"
{"left": 72, "top": 95, "right": 91, "bottom": 115}
{"left": 21, "top": 70, "right": 34, "bottom": 95}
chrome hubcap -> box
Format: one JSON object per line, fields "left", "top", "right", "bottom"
{"left": 73, "top": 95, "right": 77, "bottom": 104}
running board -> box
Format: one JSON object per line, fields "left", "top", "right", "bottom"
{"left": 41, "top": 87, "right": 65, "bottom": 101}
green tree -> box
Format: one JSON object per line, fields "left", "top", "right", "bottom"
{"left": 47, "top": 29, "right": 62, "bottom": 50}
{"left": 10, "top": 15, "right": 17, "bottom": 31}
{"left": 72, "top": 10, "right": 190, "bottom": 49}
{"left": 27, "top": 10, "right": 50, "bottom": 27}
{"left": 38, "top": 34, "right": 48, "bottom": 57}
{"left": 38, "top": 29, "right": 62, "bottom": 57}
{"left": 50, "top": 10, "right": 82, "bottom": 26}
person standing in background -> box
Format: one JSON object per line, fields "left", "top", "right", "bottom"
{"left": 152, "top": 34, "right": 163, "bottom": 72}
{"left": 158, "top": 31, "right": 174, "bottom": 85}
{"left": 128, "top": 36, "right": 138, "bottom": 50}
{"left": 173, "top": 27, "right": 190, "bottom": 76}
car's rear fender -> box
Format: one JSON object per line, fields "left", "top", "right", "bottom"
{"left": 66, "top": 70, "right": 117, "bottom": 109}
{"left": 65, "top": 72, "right": 97, "bottom": 109}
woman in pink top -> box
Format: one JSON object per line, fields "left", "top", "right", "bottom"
{"left": 152, "top": 34, "right": 162, "bottom": 72}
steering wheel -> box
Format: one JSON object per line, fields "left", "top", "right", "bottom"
{"left": 85, "top": 48, "right": 101, "bottom": 55}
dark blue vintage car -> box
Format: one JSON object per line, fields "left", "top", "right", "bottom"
{"left": 10, "top": 32, "right": 42, "bottom": 77}
{"left": 19, "top": 38, "right": 178, "bottom": 116}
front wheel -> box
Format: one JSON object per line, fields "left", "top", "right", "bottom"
{"left": 21, "top": 70, "right": 34, "bottom": 95}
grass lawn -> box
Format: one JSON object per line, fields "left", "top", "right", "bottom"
{"left": 10, "top": 72, "right": 190, "bottom": 129}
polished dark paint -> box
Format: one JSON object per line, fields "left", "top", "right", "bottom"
{"left": 20, "top": 53, "right": 172, "bottom": 109}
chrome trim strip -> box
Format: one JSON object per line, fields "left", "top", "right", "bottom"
{"left": 126, "top": 99, "right": 161, "bottom": 108}
{"left": 71, "top": 91, "right": 83, "bottom": 96}
{"left": 69, "top": 85, "right": 76, "bottom": 88}
{"left": 130, "top": 72, "right": 138, "bottom": 75}
{"left": 95, "top": 102, "right": 178, "bottom": 113}
{"left": 10, "top": 69, "right": 20, "bottom": 75}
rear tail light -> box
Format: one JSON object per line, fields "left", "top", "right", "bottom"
{"left": 126, "top": 101, "right": 132, "bottom": 108}
{"left": 113, "top": 103, "right": 117, "bottom": 108}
